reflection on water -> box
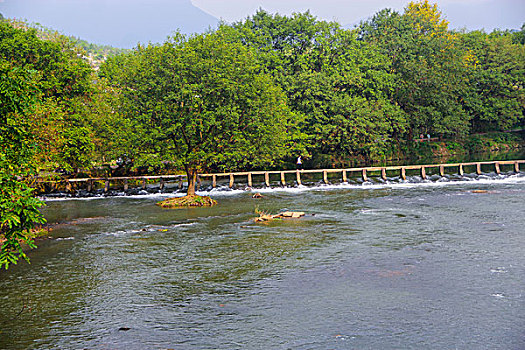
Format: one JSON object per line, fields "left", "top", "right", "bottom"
{"left": 1, "top": 176, "right": 524, "bottom": 349}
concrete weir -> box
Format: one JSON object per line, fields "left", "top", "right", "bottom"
{"left": 38, "top": 160, "right": 524, "bottom": 193}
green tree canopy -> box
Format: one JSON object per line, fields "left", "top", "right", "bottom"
{"left": 0, "top": 21, "right": 97, "bottom": 173}
{"left": 460, "top": 30, "right": 525, "bottom": 132}
{"left": 227, "top": 11, "right": 406, "bottom": 164}
{"left": 359, "top": 1, "right": 472, "bottom": 139}
{"left": 101, "top": 31, "right": 296, "bottom": 194}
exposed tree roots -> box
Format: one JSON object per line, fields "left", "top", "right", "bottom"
{"left": 156, "top": 195, "right": 217, "bottom": 209}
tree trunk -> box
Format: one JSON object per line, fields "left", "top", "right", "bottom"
{"left": 186, "top": 167, "right": 197, "bottom": 196}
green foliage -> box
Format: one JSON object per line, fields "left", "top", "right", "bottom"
{"left": 0, "top": 21, "right": 92, "bottom": 99}
{"left": 0, "top": 20, "right": 100, "bottom": 172}
{"left": 101, "top": 31, "right": 295, "bottom": 193}
{"left": 446, "top": 141, "right": 463, "bottom": 152}
{"left": 228, "top": 10, "right": 407, "bottom": 163}
{"left": 0, "top": 61, "right": 46, "bottom": 269}
{"left": 58, "top": 127, "right": 96, "bottom": 172}
{"left": 2, "top": 1, "right": 524, "bottom": 195}
{"left": 99, "top": 3, "right": 524, "bottom": 170}
{"left": 459, "top": 30, "right": 525, "bottom": 132}
{"left": 511, "top": 23, "right": 525, "bottom": 45}
{"left": 359, "top": 2, "right": 472, "bottom": 138}
{"left": 465, "top": 132, "right": 522, "bottom": 154}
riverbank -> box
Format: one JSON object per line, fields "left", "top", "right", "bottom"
{"left": 408, "top": 131, "right": 525, "bottom": 160}
{"left": 257, "top": 131, "right": 525, "bottom": 170}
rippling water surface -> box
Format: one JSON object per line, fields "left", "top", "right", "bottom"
{"left": 1, "top": 174, "right": 524, "bottom": 349}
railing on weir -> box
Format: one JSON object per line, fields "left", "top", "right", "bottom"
{"left": 37, "top": 159, "right": 525, "bottom": 193}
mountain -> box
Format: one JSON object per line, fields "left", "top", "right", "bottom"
{"left": 0, "top": 0, "right": 220, "bottom": 48}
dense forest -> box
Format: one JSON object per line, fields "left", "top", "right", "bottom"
{"left": 3, "top": 2, "right": 525, "bottom": 175}
{"left": 1, "top": 1, "right": 524, "bottom": 266}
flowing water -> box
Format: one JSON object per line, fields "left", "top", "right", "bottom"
{"left": 1, "top": 171, "right": 524, "bottom": 349}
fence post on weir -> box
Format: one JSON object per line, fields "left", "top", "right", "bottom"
{"left": 476, "top": 163, "right": 482, "bottom": 175}
{"left": 296, "top": 170, "right": 301, "bottom": 186}
{"left": 248, "top": 173, "right": 253, "bottom": 187}
{"left": 400, "top": 167, "right": 406, "bottom": 180}
{"left": 124, "top": 179, "right": 128, "bottom": 191}
{"left": 381, "top": 168, "right": 387, "bottom": 181}
{"left": 280, "top": 172, "right": 286, "bottom": 186}
{"left": 178, "top": 176, "right": 183, "bottom": 190}
{"left": 362, "top": 169, "right": 368, "bottom": 182}
{"left": 514, "top": 161, "right": 520, "bottom": 173}
{"left": 197, "top": 175, "right": 201, "bottom": 190}
{"left": 439, "top": 165, "right": 445, "bottom": 177}
{"left": 265, "top": 172, "right": 270, "bottom": 187}
{"left": 160, "top": 178, "right": 165, "bottom": 190}
{"left": 342, "top": 170, "right": 347, "bottom": 183}
{"left": 212, "top": 175, "right": 217, "bottom": 188}
{"left": 458, "top": 164, "right": 464, "bottom": 176}
{"left": 323, "top": 170, "right": 328, "bottom": 184}
{"left": 495, "top": 162, "right": 500, "bottom": 174}
{"left": 229, "top": 174, "right": 234, "bottom": 188}
{"left": 87, "top": 179, "right": 93, "bottom": 192}
{"left": 105, "top": 179, "right": 110, "bottom": 192}
{"left": 420, "top": 166, "right": 427, "bottom": 180}
{"left": 142, "top": 179, "right": 147, "bottom": 190}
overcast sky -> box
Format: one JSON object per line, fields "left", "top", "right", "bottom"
{"left": 192, "top": 0, "right": 525, "bottom": 30}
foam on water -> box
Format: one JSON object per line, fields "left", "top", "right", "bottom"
{"left": 101, "top": 222, "right": 199, "bottom": 237}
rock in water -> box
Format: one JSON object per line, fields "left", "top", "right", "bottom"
{"left": 274, "top": 211, "right": 305, "bottom": 218}
{"left": 254, "top": 211, "right": 305, "bottom": 222}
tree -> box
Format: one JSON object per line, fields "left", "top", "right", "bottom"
{"left": 460, "top": 30, "right": 525, "bottom": 132}
{"left": 511, "top": 23, "right": 525, "bottom": 45}
{"left": 0, "top": 61, "right": 46, "bottom": 269}
{"left": 228, "top": 11, "right": 406, "bottom": 164}
{"left": 359, "top": 1, "right": 471, "bottom": 139}
{"left": 101, "top": 32, "right": 295, "bottom": 195}
{"left": 0, "top": 20, "right": 96, "bottom": 173}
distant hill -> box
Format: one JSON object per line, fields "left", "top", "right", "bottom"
{"left": 0, "top": 0, "right": 220, "bottom": 48}
{"left": 5, "top": 18, "right": 128, "bottom": 69}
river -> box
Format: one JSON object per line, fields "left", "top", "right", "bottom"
{"left": 1, "top": 170, "right": 524, "bottom": 349}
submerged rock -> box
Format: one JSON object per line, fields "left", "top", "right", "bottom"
{"left": 275, "top": 211, "right": 305, "bottom": 218}
{"left": 254, "top": 211, "right": 305, "bottom": 222}
{"left": 156, "top": 195, "right": 217, "bottom": 209}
